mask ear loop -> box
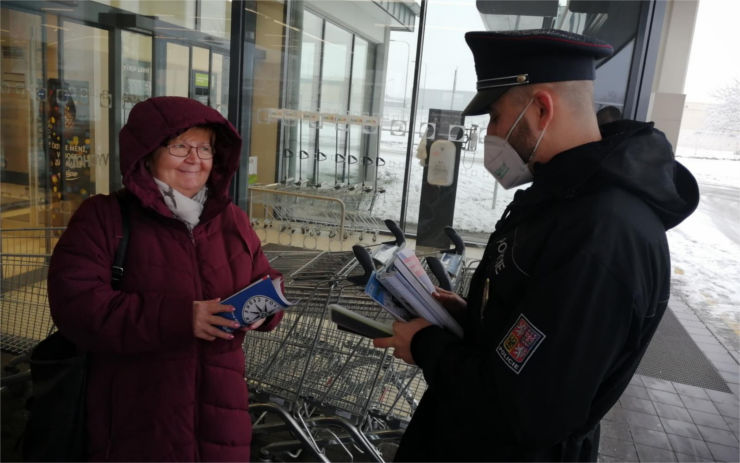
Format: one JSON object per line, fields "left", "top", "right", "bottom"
{"left": 504, "top": 97, "right": 535, "bottom": 141}
{"left": 527, "top": 124, "right": 547, "bottom": 164}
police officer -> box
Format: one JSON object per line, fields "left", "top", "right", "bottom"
{"left": 374, "top": 29, "right": 699, "bottom": 462}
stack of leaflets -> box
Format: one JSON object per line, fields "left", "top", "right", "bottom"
{"left": 217, "top": 276, "right": 292, "bottom": 333}
{"left": 334, "top": 248, "right": 464, "bottom": 338}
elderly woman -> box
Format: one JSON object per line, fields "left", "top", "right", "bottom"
{"left": 47, "top": 96, "right": 283, "bottom": 461}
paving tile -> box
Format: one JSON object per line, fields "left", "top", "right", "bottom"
{"left": 635, "top": 443, "right": 677, "bottom": 462}
{"left": 674, "top": 450, "right": 705, "bottom": 462}
{"left": 681, "top": 395, "right": 720, "bottom": 414}
{"left": 707, "top": 442, "right": 740, "bottom": 463}
{"left": 624, "top": 409, "right": 664, "bottom": 431}
{"left": 697, "top": 425, "right": 739, "bottom": 447}
{"left": 654, "top": 402, "right": 693, "bottom": 422}
{"left": 678, "top": 319, "right": 704, "bottom": 329}
{"left": 660, "top": 417, "right": 702, "bottom": 440}
{"left": 666, "top": 433, "right": 714, "bottom": 460}
{"left": 631, "top": 426, "right": 672, "bottom": 450}
{"left": 596, "top": 454, "right": 625, "bottom": 462}
{"left": 720, "top": 370, "right": 739, "bottom": 385}
{"left": 598, "top": 436, "right": 638, "bottom": 461}
{"left": 604, "top": 405, "right": 630, "bottom": 423}
{"left": 620, "top": 396, "right": 657, "bottom": 415}
{"left": 709, "top": 397, "right": 739, "bottom": 419}
{"left": 643, "top": 376, "right": 677, "bottom": 393}
{"left": 711, "top": 359, "right": 739, "bottom": 372}
{"left": 601, "top": 418, "right": 633, "bottom": 442}
{"left": 701, "top": 344, "right": 730, "bottom": 355}
{"left": 689, "top": 334, "right": 717, "bottom": 345}
{"left": 648, "top": 388, "right": 685, "bottom": 407}
{"left": 724, "top": 415, "right": 739, "bottom": 439}
{"left": 689, "top": 408, "right": 731, "bottom": 430}
{"left": 706, "top": 389, "right": 737, "bottom": 404}
{"left": 622, "top": 383, "right": 650, "bottom": 400}
{"left": 673, "top": 383, "right": 710, "bottom": 400}
{"left": 630, "top": 374, "right": 646, "bottom": 386}
{"left": 717, "top": 366, "right": 739, "bottom": 379}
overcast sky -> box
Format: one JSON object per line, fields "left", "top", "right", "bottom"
{"left": 685, "top": 0, "right": 740, "bottom": 103}
{"left": 385, "top": 0, "right": 737, "bottom": 105}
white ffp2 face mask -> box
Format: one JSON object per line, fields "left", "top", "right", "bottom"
{"left": 483, "top": 98, "right": 546, "bottom": 189}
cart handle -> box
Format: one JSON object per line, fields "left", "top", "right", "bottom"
{"left": 426, "top": 256, "right": 452, "bottom": 291}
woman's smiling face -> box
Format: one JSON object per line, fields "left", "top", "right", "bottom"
{"left": 150, "top": 127, "right": 214, "bottom": 198}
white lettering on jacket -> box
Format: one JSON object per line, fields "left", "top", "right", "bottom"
{"left": 495, "top": 238, "right": 507, "bottom": 275}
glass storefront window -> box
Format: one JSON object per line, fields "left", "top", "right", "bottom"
{"left": 1, "top": 0, "right": 653, "bottom": 249}
{"left": 98, "top": 0, "right": 197, "bottom": 31}
{"left": 61, "top": 20, "right": 110, "bottom": 208}
{"left": 1, "top": 0, "right": 233, "bottom": 231}
{"left": 121, "top": 30, "right": 152, "bottom": 124}
{"left": 210, "top": 52, "right": 229, "bottom": 116}
{"left": 165, "top": 42, "right": 189, "bottom": 97}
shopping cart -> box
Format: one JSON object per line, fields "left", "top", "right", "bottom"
{"left": 248, "top": 184, "right": 387, "bottom": 250}
{"left": 0, "top": 228, "right": 63, "bottom": 390}
{"left": 245, "top": 248, "right": 425, "bottom": 462}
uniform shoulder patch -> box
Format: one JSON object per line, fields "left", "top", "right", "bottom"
{"left": 496, "top": 314, "right": 545, "bottom": 374}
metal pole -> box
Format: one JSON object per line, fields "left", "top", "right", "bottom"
{"left": 399, "top": 0, "right": 427, "bottom": 232}
{"left": 450, "top": 67, "right": 458, "bottom": 109}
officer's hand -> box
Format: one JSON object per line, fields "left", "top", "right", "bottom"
{"left": 372, "top": 318, "right": 432, "bottom": 364}
{"left": 193, "top": 298, "right": 239, "bottom": 341}
{"left": 433, "top": 287, "right": 467, "bottom": 323}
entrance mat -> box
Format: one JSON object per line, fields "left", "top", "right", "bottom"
{"left": 636, "top": 306, "right": 730, "bottom": 393}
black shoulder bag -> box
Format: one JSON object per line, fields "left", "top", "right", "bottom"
{"left": 23, "top": 190, "right": 130, "bottom": 462}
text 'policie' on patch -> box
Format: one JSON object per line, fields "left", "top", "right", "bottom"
{"left": 496, "top": 314, "right": 545, "bottom": 374}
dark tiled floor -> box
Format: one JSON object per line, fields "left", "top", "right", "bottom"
{"left": 598, "top": 298, "right": 739, "bottom": 462}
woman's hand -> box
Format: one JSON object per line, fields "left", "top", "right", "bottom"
{"left": 241, "top": 317, "right": 266, "bottom": 331}
{"left": 192, "top": 298, "right": 240, "bottom": 341}
{"left": 432, "top": 287, "right": 467, "bottom": 324}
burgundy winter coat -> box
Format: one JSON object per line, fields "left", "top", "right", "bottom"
{"left": 48, "top": 97, "right": 283, "bottom": 461}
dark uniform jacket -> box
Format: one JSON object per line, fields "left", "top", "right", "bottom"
{"left": 397, "top": 120, "right": 699, "bottom": 462}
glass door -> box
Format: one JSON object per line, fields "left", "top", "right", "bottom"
{"left": 121, "top": 31, "right": 152, "bottom": 126}
{"left": 0, "top": 8, "right": 44, "bottom": 228}
{"left": 53, "top": 20, "right": 110, "bottom": 226}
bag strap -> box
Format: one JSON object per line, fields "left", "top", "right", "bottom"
{"left": 111, "top": 189, "right": 130, "bottom": 289}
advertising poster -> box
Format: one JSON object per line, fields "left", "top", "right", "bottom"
{"left": 46, "top": 79, "right": 64, "bottom": 226}
{"left": 47, "top": 78, "right": 93, "bottom": 224}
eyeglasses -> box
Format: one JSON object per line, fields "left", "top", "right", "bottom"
{"left": 165, "top": 143, "right": 215, "bottom": 159}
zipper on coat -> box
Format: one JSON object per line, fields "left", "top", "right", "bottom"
{"left": 187, "top": 225, "right": 203, "bottom": 461}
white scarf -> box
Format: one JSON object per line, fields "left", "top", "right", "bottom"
{"left": 153, "top": 177, "right": 208, "bottom": 231}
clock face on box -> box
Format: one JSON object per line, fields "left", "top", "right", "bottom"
{"left": 241, "top": 295, "right": 279, "bottom": 325}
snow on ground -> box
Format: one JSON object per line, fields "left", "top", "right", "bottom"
{"left": 670, "top": 148, "right": 740, "bottom": 357}
{"left": 372, "top": 136, "right": 740, "bottom": 357}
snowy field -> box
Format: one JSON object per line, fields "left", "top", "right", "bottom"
{"left": 370, "top": 135, "right": 740, "bottom": 357}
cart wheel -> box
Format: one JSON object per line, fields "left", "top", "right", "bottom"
{"left": 329, "top": 235, "right": 342, "bottom": 252}
{"left": 279, "top": 229, "right": 292, "bottom": 245}
{"left": 255, "top": 227, "right": 267, "bottom": 243}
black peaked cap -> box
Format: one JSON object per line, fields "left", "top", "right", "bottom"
{"left": 463, "top": 29, "right": 614, "bottom": 116}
